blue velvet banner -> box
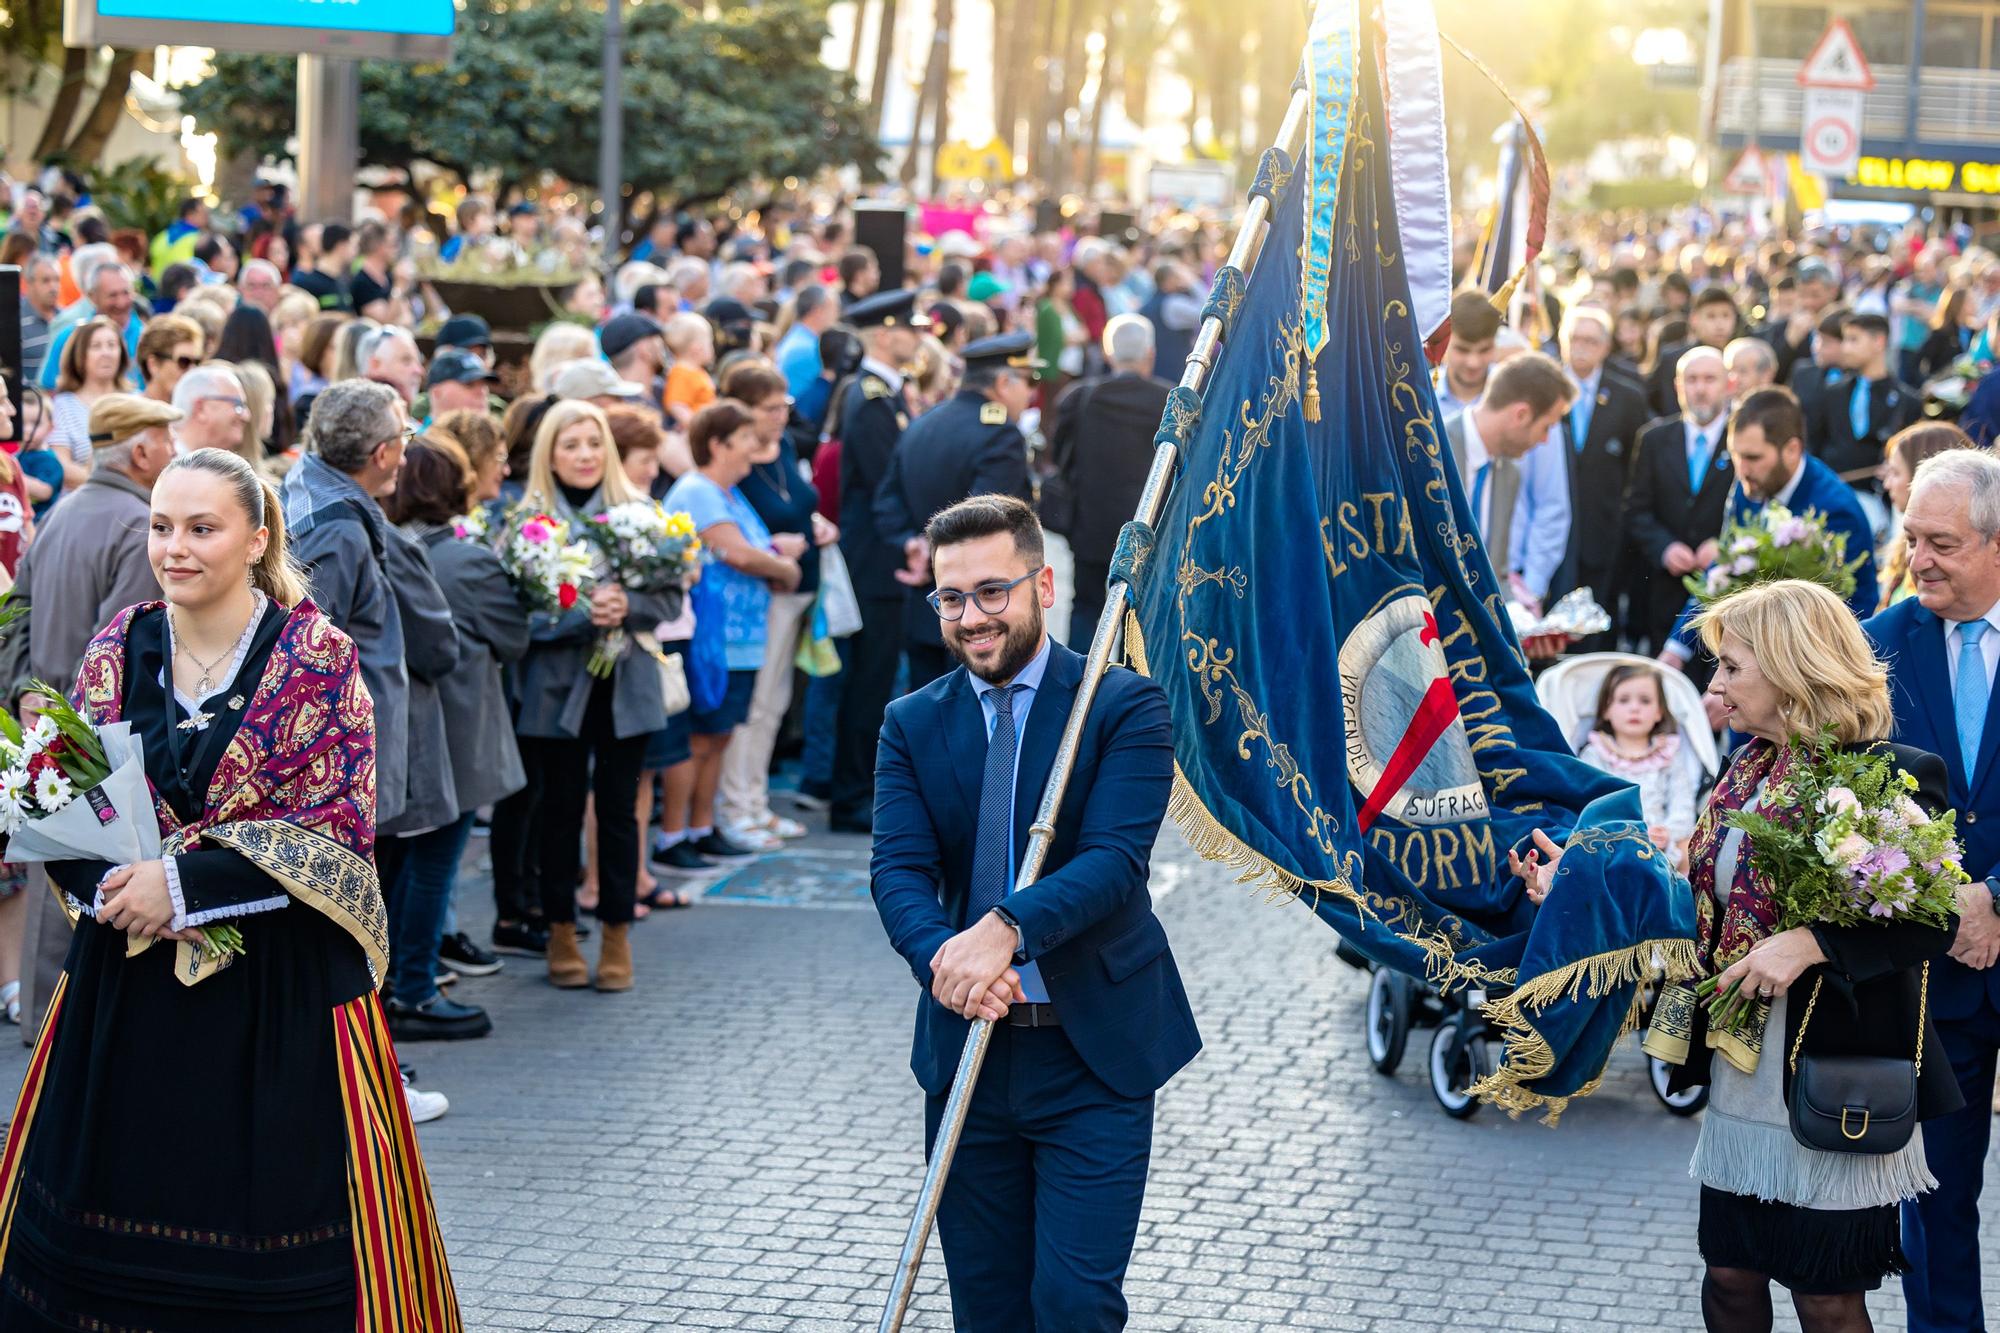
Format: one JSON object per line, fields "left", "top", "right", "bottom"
{"left": 1129, "top": 19, "right": 1696, "bottom": 1120}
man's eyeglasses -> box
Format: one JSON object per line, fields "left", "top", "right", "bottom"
{"left": 927, "top": 567, "right": 1042, "bottom": 621}
{"left": 200, "top": 395, "right": 248, "bottom": 419}
{"left": 380, "top": 423, "right": 419, "bottom": 450}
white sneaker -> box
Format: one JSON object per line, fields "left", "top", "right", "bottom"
{"left": 762, "top": 814, "right": 809, "bottom": 840}
{"left": 401, "top": 1072, "right": 450, "bottom": 1124}
{"left": 723, "top": 822, "right": 784, "bottom": 852}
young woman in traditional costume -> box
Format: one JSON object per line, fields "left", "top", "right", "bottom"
{"left": 0, "top": 447, "right": 460, "bottom": 1331}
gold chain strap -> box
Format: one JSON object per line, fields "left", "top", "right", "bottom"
{"left": 1787, "top": 960, "right": 1929, "bottom": 1076}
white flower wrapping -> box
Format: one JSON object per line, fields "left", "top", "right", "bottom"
{"left": 2, "top": 721, "right": 162, "bottom": 867}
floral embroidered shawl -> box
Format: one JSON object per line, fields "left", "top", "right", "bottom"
{"left": 70, "top": 599, "right": 387, "bottom": 985}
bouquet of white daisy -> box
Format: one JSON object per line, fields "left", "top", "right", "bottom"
{"left": 0, "top": 687, "right": 242, "bottom": 960}
{"left": 580, "top": 502, "right": 701, "bottom": 677}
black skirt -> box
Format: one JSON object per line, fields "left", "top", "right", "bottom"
{"left": 1698, "top": 1185, "right": 1908, "bottom": 1295}
{"left": 0, "top": 903, "right": 374, "bottom": 1331}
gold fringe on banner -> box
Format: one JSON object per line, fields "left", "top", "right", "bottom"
{"left": 1469, "top": 937, "right": 1704, "bottom": 1124}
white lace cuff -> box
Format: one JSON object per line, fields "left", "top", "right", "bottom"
{"left": 165, "top": 857, "right": 288, "bottom": 930}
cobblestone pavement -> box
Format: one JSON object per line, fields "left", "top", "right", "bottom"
{"left": 5, "top": 817, "right": 2000, "bottom": 1331}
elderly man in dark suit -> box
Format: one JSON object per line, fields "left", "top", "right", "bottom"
{"left": 1045, "top": 313, "right": 1173, "bottom": 649}
{"left": 870, "top": 495, "right": 1199, "bottom": 1332}
{"left": 1550, "top": 306, "right": 1651, "bottom": 642}
{"left": 1623, "top": 345, "right": 1735, "bottom": 653}
{"left": 1866, "top": 448, "right": 2000, "bottom": 1333}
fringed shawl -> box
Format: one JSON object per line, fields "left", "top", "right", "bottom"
{"left": 70, "top": 600, "right": 387, "bottom": 986}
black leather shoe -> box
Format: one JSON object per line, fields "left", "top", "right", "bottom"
{"left": 692, "top": 831, "right": 760, "bottom": 861}
{"left": 490, "top": 920, "right": 548, "bottom": 957}
{"left": 386, "top": 994, "right": 493, "bottom": 1042}
{"left": 439, "top": 931, "right": 503, "bottom": 976}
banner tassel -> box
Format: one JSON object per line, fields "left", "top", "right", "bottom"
{"left": 1304, "top": 364, "right": 1322, "bottom": 422}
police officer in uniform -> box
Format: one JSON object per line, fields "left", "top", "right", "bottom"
{"left": 875, "top": 332, "right": 1041, "bottom": 690}
{"left": 830, "top": 289, "right": 929, "bottom": 835}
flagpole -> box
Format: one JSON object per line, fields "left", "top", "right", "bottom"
{"left": 875, "top": 81, "right": 1314, "bottom": 1333}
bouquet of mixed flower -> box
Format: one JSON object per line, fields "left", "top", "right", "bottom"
{"left": 0, "top": 686, "right": 244, "bottom": 962}
{"left": 488, "top": 507, "right": 597, "bottom": 617}
{"left": 580, "top": 501, "right": 701, "bottom": 677}
{"left": 1685, "top": 504, "right": 1865, "bottom": 607}
{"left": 1921, "top": 352, "right": 1994, "bottom": 414}
{"left": 1695, "top": 737, "right": 1967, "bottom": 1030}
{"left": 452, "top": 505, "right": 494, "bottom": 546}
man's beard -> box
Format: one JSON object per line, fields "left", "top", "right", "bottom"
{"left": 947, "top": 604, "right": 1045, "bottom": 684}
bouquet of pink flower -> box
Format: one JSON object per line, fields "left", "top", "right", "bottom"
{"left": 1695, "top": 736, "right": 1967, "bottom": 1029}
{"left": 489, "top": 507, "right": 596, "bottom": 617}
{"left": 1686, "top": 503, "right": 1864, "bottom": 607}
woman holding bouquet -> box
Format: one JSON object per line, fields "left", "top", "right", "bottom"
{"left": 0, "top": 447, "right": 458, "bottom": 1330}
{"left": 514, "top": 401, "right": 681, "bottom": 990}
{"left": 1528, "top": 580, "right": 1957, "bottom": 1331}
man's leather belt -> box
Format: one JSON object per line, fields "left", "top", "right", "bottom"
{"left": 1005, "top": 1002, "right": 1061, "bottom": 1028}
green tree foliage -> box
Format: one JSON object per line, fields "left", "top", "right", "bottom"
{"left": 175, "top": 0, "right": 879, "bottom": 205}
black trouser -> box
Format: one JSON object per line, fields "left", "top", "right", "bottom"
{"left": 489, "top": 762, "right": 544, "bottom": 924}
{"left": 522, "top": 683, "right": 648, "bottom": 927}
{"left": 1070, "top": 558, "right": 1110, "bottom": 653}
{"left": 905, "top": 642, "right": 952, "bottom": 693}
{"left": 831, "top": 595, "right": 905, "bottom": 825}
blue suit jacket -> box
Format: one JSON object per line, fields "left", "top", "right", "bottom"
{"left": 1865, "top": 598, "right": 2000, "bottom": 1019}
{"left": 1668, "top": 455, "right": 1880, "bottom": 654}
{"left": 869, "top": 641, "right": 1202, "bottom": 1099}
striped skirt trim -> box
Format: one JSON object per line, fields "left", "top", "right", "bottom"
{"left": 0, "top": 973, "right": 67, "bottom": 1271}
{"left": 333, "top": 992, "right": 461, "bottom": 1333}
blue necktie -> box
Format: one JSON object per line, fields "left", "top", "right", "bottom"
{"left": 1570, "top": 388, "right": 1594, "bottom": 452}
{"left": 1957, "top": 621, "right": 1990, "bottom": 778}
{"left": 1471, "top": 462, "right": 1490, "bottom": 522}
{"left": 967, "top": 684, "right": 1023, "bottom": 921}
{"left": 1850, "top": 378, "right": 1871, "bottom": 441}
{"left": 1688, "top": 430, "right": 1710, "bottom": 491}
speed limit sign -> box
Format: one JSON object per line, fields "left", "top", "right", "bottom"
{"left": 1800, "top": 87, "right": 1863, "bottom": 177}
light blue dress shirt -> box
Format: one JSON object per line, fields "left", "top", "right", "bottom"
{"left": 973, "top": 634, "right": 1053, "bottom": 1003}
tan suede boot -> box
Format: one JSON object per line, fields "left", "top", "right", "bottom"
{"left": 595, "top": 922, "right": 633, "bottom": 992}
{"left": 546, "top": 922, "right": 589, "bottom": 988}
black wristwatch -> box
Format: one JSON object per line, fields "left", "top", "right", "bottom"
{"left": 1986, "top": 878, "right": 2000, "bottom": 917}
{"left": 990, "top": 904, "right": 1028, "bottom": 961}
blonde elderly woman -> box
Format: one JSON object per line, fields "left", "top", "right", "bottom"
{"left": 529, "top": 323, "right": 599, "bottom": 394}
{"left": 1526, "top": 579, "right": 1959, "bottom": 1332}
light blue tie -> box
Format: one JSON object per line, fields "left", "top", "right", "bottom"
{"left": 1570, "top": 392, "right": 1594, "bottom": 453}
{"left": 967, "top": 684, "right": 1023, "bottom": 923}
{"left": 1688, "top": 430, "right": 1709, "bottom": 491}
{"left": 1471, "top": 462, "right": 1490, "bottom": 521}
{"left": 1850, "top": 378, "right": 1871, "bottom": 441}
{"left": 1958, "top": 621, "right": 1990, "bottom": 778}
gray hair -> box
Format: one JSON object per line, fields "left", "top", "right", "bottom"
{"left": 305, "top": 379, "right": 401, "bottom": 474}
{"left": 1560, "top": 306, "right": 1613, "bottom": 342}
{"left": 358, "top": 324, "right": 417, "bottom": 375}
{"left": 614, "top": 261, "right": 669, "bottom": 304}
{"left": 1723, "top": 336, "right": 1777, "bottom": 380}
{"left": 240, "top": 258, "right": 283, "bottom": 287}
{"left": 86, "top": 259, "right": 131, "bottom": 297}
{"left": 717, "top": 262, "right": 762, "bottom": 301}
{"left": 22, "top": 252, "right": 58, "bottom": 280}
{"left": 67, "top": 242, "right": 119, "bottom": 294}
{"left": 1912, "top": 449, "right": 2000, "bottom": 540}
{"left": 665, "top": 256, "right": 709, "bottom": 292}
{"left": 1103, "top": 313, "right": 1154, "bottom": 367}
{"left": 171, "top": 364, "right": 243, "bottom": 417}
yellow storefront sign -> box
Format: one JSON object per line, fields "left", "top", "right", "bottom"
{"left": 936, "top": 138, "right": 1014, "bottom": 182}
{"left": 1849, "top": 155, "right": 2000, "bottom": 193}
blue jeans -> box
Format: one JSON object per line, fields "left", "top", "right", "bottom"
{"left": 801, "top": 641, "right": 846, "bottom": 792}
{"left": 385, "top": 812, "right": 476, "bottom": 1007}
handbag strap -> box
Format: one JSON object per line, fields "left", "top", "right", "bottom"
{"left": 1788, "top": 960, "right": 1928, "bottom": 1076}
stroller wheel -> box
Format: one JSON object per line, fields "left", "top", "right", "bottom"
{"left": 1429, "top": 1016, "right": 1489, "bottom": 1119}
{"left": 1365, "top": 967, "right": 1411, "bottom": 1074}
{"left": 1650, "top": 1056, "right": 1708, "bottom": 1116}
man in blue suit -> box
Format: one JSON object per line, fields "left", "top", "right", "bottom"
{"left": 1660, "top": 386, "right": 1879, "bottom": 674}
{"left": 870, "top": 494, "right": 1201, "bottom": 1331}
{"left": 1864, "top": 448, "right": 2000, "bottom": 1332}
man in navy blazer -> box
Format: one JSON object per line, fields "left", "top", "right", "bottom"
{"left": 870, "top": 494, "right": 1200, "bottom": 1331}
{"left": 1660, "top": 386, "right": 1879, "bottom": 674}
{"left": 1863, "top": 448, "right": 2000, "bottom": 1333}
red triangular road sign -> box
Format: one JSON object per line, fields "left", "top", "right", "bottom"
{"left": 1723, "top": 147, "right": 1770, "bottom": 194}
{"left": 1798, "top": 18, "right": 1876, "bottom": 91}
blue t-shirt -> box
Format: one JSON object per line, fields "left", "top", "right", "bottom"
{"left": 664, "top": 471, "right": 773, "bottom": 672}
{"left": 17, "top": 450, "right": 63, "bottom": 521}
{"left": 774, "top": 323, "right": 823, "bottom": 399}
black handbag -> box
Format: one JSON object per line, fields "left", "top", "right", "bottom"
{"left": 1786, "top": 961, "right": 1925, "bottom": 1156}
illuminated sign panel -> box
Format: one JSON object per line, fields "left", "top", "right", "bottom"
{"left": 1852, "top": 156, "right": 2000, "bottom": 194}
{"left": 64, "top": 0, "right": 452, "bottom": 58}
